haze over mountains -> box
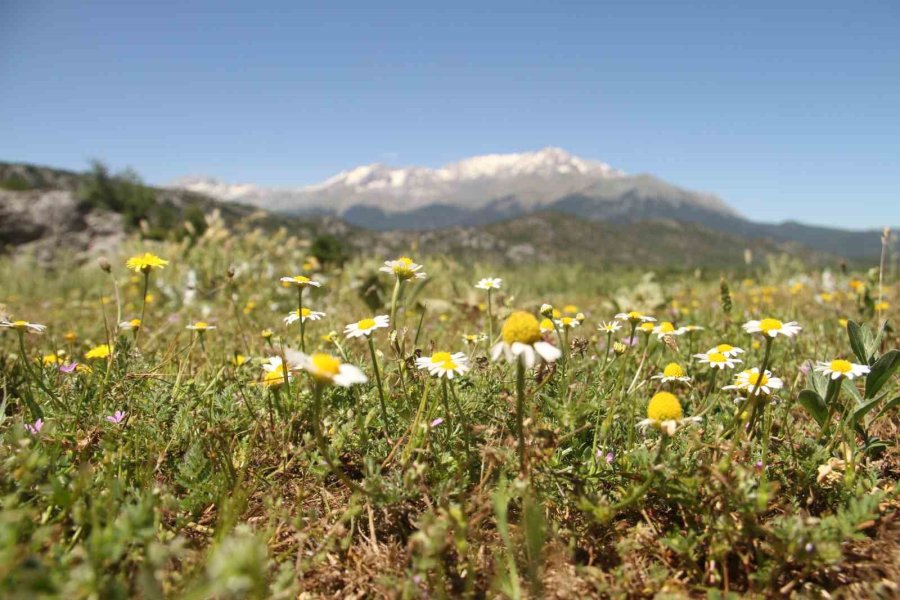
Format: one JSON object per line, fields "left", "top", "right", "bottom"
{"left": 168, "top": 148, "right": 886, "bottom": 259}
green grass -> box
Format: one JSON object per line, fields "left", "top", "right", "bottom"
{"left": 0, "top": 222, "right": 897, "bottom": 599}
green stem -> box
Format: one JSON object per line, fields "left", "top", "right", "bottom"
{"left": 486, "top": 289, "right": 494, "bottom": 344}
{"left": 389, "top": 277, "right": 401, "bottom": 331}
{"left": 135, "top": 272, "right": 149, "bottom": 347}
{"left": 515, "top": 360, "right": 527, "bottom": 477}
{"left": 297, "top": 286, "right": 306, "bottom": 353}
{"left": 368, "top": 336, "right": 390, "bottom": 440}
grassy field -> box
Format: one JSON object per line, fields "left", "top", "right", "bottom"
{"left": 1, "top": 220, "right": 898, "bottom": 599}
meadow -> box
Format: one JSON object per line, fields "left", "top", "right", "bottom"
{"left": 0, "top": 218, "right": 897, "bottom": 599}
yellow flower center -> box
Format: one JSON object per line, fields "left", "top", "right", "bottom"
{"left": 639, "top": 322, "right": 655, "bottom": 333}
{"left": 663, "top": 363, "right": 684, "bottom": 378}
{"left": 627, "top": 311, "right": 643, "bottom": 320}
{"left": 193, "top": 321, "right": 209, "bottom": 330}
{"left": 129, "top": 319, "right": 142, "bottom": 328}
{"left": 431, "top": 352, "right": 458, "bottom": 370}
{"left": 540, "top": 318, "right": 554, "bottom": 331}
{"left": 829, "top": 359, "right": 853, "bottom": 374}
{"left": 747, "top": 371, "right": 769, "bottom": 386}
{"left": 12, "top": 320, "right": 28, "bottom": 329}
{"left": 658, "top": 322, "right": 675, "bottom": 333}
{"left": 501, "top": 311, "right": 542, "bottom": 345}
{"left": 758, "top": 318, "right": 783, "bottom": 333}
{"left": 311, "top": 353, "right": 342, "bottom": 379}
{"left": 716, "top": 344, "right": 733, "bottom": 353}
{"left": 357, "top": 318, "right": 377, "bottom": 330}
{"left": 262, "top": 365, "right": 285, "bottom": 386}
{"left": 560, "top": 317, "right": 575, "bottom": 327}
{"left": 708, "top": 352, "right": 727, "bottom": 363}
{"left": 647, "top": 392, "right": 683, "bottom": 422}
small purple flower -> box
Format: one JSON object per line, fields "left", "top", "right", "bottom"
{"left": 106, "top": 410, "right": 127, "bottom": 425}
{"left": 754, "top": 460, "right": 764, "bottom": 471}
{"left": 59, "top": 362, "right": 78, "bottom": 374}
{"left": 429, "top": 417, "right": 444, "bottom": 428}
{"left": 621, "top": 335, "right": 640, "bottom": 347}
{"left": 605, "top": 451, "right": 615, "bottom": 465}
{"left": 799, "top": 361, "right": 812, "bottom": 375}
{"left": 24, "top": 418, "right": 44, "bottom": 435}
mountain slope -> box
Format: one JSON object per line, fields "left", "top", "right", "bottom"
{"left": 169, "top": 148, "right": 888, "bottom": 259}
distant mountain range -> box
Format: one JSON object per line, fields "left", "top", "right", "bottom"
{"left": 169, "top": 148, "right": 888, "bottom": 259}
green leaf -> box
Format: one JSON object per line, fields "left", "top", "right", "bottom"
{"left": 797, "top": 389, "right": 828, "bottom": 428}
{"left": 865, "top": 350, "right": 900, "bottom": 399}
{"left": 841, "top": 377, "right": 863, "bottom": 403}
{"left": 810, "top": 368, "right": 829, "bottom": 399}
{"left": 851, "top": 396, "right": 883, "bottom": 425}
{"left": 847, "top": 320, "right": 871, "bottom": 365}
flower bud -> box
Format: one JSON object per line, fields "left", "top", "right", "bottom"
{"left": 97, "top": 256, "right": 111, "bottom": 273}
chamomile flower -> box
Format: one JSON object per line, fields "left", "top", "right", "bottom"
{"left": 539, "top": 318, "right": 555, "bottom": 334}
{"left": 693, "top": 350, "right": 741, "bottom": 370}
{"left": 556, "top": 316, "right": 580, "bottom": 329}
{"left": 380, "top": 257, "right": 426, "bottom": 281}
{"left": 708, "top": 344, "right": 744, "bottom": 358}
{"left": 742, "top": 318, "right": 802, "bottom": 338}
{"left": 652, "top": 362, "right": 692, "bottom": 383}
{"left": 119, "top": 318, "right": 142, "bottom": 331}
{"left": 814, "top": 359, "right": 870, "bottom": 380}
{"left": 260, "top": 356, "right": 290, "bottom": 387}
{"left": 290, "top": 350, "right": 368, "bottom": 387}
{"left": 344, "top": 315, "right": 390, "bottom": 338}
{"left": 187, "top": 321, "right": 216, "bottom": 332}
{"left": 125, "top": 252, "right": 169, "bottom": 273}
{"left": 284, "top": 308, "right": 326, "bottom": 325}
{"left": 614, "top": 311, "right": 656, "bottom": 324}
{"left": 0, "top": 319, "right": 47, "bottom": 334}
{"left": 653, "top": 321, "right": 682, "bottom": 339}
{"left": 475, "top": 277, "right": 502, "bottom": 290}
{"left": 723, "top": 368, "right": 783, "bottom": 397}
{"left": 461, "top": 333, "right": 487, "bottom": 345}
{"left": 279, "top": 275, "right": 321, "bottom": 288}
{"left": 677, "top": 325, "right": 704, "bottom": 334}
{"left": 638, "top": 391, "right": 701, "bottom": 435}
{"left": 85, "top": 344, "right": 112, "bottom": 360}
{"left": 491, "top": 311, "right": 562, "bottom": 368}
{"left": 415, "top": 351, "right": 470, "bottom": 379}
{"left": 597, "top": 321, "right": 622, "bottom": 333}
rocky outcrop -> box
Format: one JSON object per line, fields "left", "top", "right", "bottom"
{"left": 0, "top": 190, "right": 125, "bottom": 263}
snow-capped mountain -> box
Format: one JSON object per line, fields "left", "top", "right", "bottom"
{"left": 168, "top": 147, "right": 740, "bottom": 230}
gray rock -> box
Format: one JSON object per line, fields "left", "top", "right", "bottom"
{"left": 0, "top": 190, "right": 125, "bottom": 263}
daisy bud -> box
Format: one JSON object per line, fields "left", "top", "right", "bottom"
{"left": 98, "top": 256, "right": 111, "bottom": 273}
{"left": 613, "top": 341, "right": 627, "bottom": 356}
{"left": 540, "top": 304, "right": 554, "bottom": 318}
{"left": 575, "top": 312, "right": 586, "bottom": 323}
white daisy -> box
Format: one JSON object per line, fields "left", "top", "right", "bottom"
{"left": 693, "top": 350, "right": 742, "bottom": 370}
{"left": 555, "top": 316, "right": 580, "bottom": 330}
{"left": 344, "top": 315, "right": 390, "bottom": 339}
{"left": 279, "top": 275, "right": 321, "bottom": 288}
{"left": 814, "top": 359, "right": 870, "bottom": 380}
{"left": 653, "top": 321, "right": 683, "bottom": 339}
{"left": 380, "top": 257, "right": 426, "bottom": 281}
{"left": 288, "top": 350, "right": 368, "bottom": 388}
{"left": 637, "top": 391, "right": 702, "bottom": 436}
{"left": 491, "top": 311, "right": 562, "bottom": 368}
{"left": 415, "top": 351, "right": 470, "bottom": 379}
{"left": 0, "top": 319, "right": 47, "bottom": 334}
{"left": 186, "top": 321, "right": 216, "bottom": 331}
{"left": 708, "top": 343, "right": 744, "bottom": 358}
{"left": 614, "top": 311, "right": 656, "bottom": 324}
{"left": 651, "top": 362, "right": 692, "bottom": 383}
{"left": 742, "top": 318, "right": 802, "bottom": 338}
{"left": 475, "top": 277, "right": 502, "bottom": 290}
{"left": 598, "top": 321, "right": 622, "bottom": 333}
{"left": 284, "top": 308, "right": 326, "bottom": 325}
{"left": 260, "top": 356, "right": 291, "bottom": 387}
{"left": 723, "top": 368, "right": 784, "bottom": 396}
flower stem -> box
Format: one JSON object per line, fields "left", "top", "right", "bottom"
{"left": 311, "top": 382, "right": 367, "bottom": 495}
{"left": 389, "top": 277, "right": 401, "bottom": 331}
{"left": 297, "top": 286, "right": 306, "bottom": 353}
{"left": 368, "top": 336, "right": 390, "bottom": 440}
{"left": 486, "top": 289, "right": 494, "bottom": 344}
{"left": 515, "top": 360, "right": 527, "bottom": 477}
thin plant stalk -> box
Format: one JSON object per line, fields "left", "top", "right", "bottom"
{"left": 367, "top": 336, "right": 390, "bottom": 439}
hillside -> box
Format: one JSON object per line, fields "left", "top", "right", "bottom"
{"left": 2, "top": 160, "right": 839, "bottom": 268}
{"left": 169, "top": 148, "right": 890, "bottom": 259}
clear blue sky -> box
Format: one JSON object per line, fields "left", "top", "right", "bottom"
{"left": 2, "top": 1, "right": 898, "bottom": 228}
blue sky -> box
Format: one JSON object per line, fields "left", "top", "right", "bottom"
{"left": 1, "top": 1, "right": 898, "bottom": 228}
